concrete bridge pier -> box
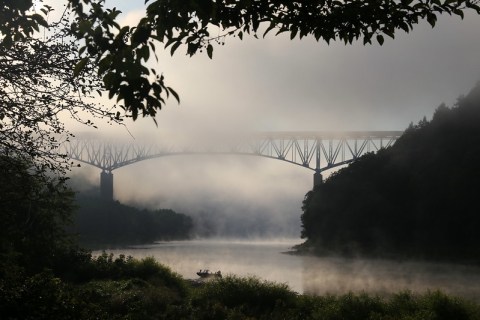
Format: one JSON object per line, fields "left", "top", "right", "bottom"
{"left": 100, "top": 171, "right": 114, "bottom": 200}
{"left": 313, "top": 171, "right": 323, "bottom": 187}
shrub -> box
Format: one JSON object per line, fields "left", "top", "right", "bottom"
{"left": 193, "top": 275, "right": 297, "bottom": 318}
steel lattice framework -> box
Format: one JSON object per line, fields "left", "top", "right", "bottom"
{"left": 61, "top": 131, "right": 403, "bottom": 174}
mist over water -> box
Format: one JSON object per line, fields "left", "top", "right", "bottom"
{"left": 68, "top": 153, "right": 310, "bottom": 238}
{"left": 100, "top": 239, "right": 303, "bottom": 286}
{"left": 301, "top": 255, "right": 480, "bottom": 301}
{"left": 98, "top": 239, "right": 480, "bottom": 302}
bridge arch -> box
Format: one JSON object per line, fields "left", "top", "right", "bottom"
{"left": 61, "top": 131, "right": 403, "bottom": 199}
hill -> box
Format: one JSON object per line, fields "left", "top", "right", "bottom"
{"left": 299, "top": 83, "right": 480, "bottom": 262}
{"left": 72, "top": 193, "right": 193, "bottom": 247}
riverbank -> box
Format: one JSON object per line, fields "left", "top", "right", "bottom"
{"left": 94, "top": 239, "right": 480, "bottom": 302}
{"left": 3, "top": 253, "right": 480, "bottom": 319}
{"left": 293, "top": 240, "right": 480, "bottom": 267}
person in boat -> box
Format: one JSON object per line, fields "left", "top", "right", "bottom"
{"left": 197, "top": 269, "right": 222, "bottom": 278}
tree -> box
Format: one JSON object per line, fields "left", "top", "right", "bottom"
{"left": 0, "top": 155, "right": 76, "bottom": 275}
{"left": 299, "top": 83, "right": 480, "bottom": 260}
{"left": 0, "top": 5, "right": 118, "bottom": 173}
{"left": 2, "top": 0, "right": 480, "bottom": 124}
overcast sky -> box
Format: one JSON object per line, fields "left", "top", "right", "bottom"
{"left": 63, "top": 1, "right": 480, "bottom": 237}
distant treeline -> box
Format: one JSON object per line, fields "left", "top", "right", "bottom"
{"left": 300, "top": 83, "right": 480, "bottom": 262}
{"left": 72, "top": 194, "right": 193, "bottom": 247}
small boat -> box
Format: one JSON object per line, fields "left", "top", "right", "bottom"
{"left": 196, "top": 269, "right": 222, "bottom": 279}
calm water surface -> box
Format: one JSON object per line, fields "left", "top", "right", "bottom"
{"left": 99, "top": 239, "right": 480, "bottom": 301}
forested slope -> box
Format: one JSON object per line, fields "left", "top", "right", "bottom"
{"left": 72, "top": 194, "right": 193, "bottom": 247}
{"left": 300, "top": 84, "right": 480, "bottom": 262}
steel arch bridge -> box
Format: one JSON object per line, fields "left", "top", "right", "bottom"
{"left": 61, "top": 131, "right": 403, "bottom": 199}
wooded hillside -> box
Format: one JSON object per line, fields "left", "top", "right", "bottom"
{"left": 300, "top": 83, "right": 480, "bottom": 262}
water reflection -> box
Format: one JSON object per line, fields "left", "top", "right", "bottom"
{"left": 97, "top": 239, "right": 480, "bottom": 301}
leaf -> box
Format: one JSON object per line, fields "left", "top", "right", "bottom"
{"left": 74, "top": 58, "right": 88, "bottom": 77}
{"left": 206, "top": 44, "right": 213, "bottom": 59}
{"left": 139, "top": 45, "right": 150, "bottom": 61}
{"left": 399, "top": 22, "right": 410, "bottom": 33}
{"left": 149, "top": 41, "right": 156, "bottom": 52}
{"left": 32, "top": 14, "right": 48, "bottom": 28}
{"left": 376, "top": 34, "right": 384, "bottom": 45}
{"left": 98, "top": 56, "right": 111, "bottom": 75}
{"left": 168, "top": 87, "right": 180, "bottom": 103}
{"left": 79, "top": 46, "right": 87, "bottom": 56}
{"left": 384, "top": 30, "right": 395, "bottom": 39}
{"left": 290, "top": 27, "right": 298, "bottom": 40}
{"left": 453, "top": 9, "right": 464, "bottom": 19}
{"left": 263, "top": 22, "right": 275, "bottom": 38}
{"left": 78, "top": 20, "right": 92, "bottom": 34}
{"left": 170, "top": 41, "right": 181, "bottom": 56}
{"left": 466, "top": 2, "right": 480, "bottom": 13}
{"left": 164, "top": 37, "right": 177, "bottom": 48}
{"left": 132, "top": 25, "right": 151, "bottom": 45}
{"left": 103, "top": 72, "right": 116, "bottom": 89}
{"left": 363, "top": 34, "right": 371, "bottom": 45}
{"left": 427, "top": 13, "right": 437, "bottom": 27}
{"left": 275, "top": 28, "right": 288, "bottom": 36}
{"left": 187, "top": 42, "right": 200, "bottom": 56}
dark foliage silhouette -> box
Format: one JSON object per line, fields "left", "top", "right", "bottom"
{"left": 300, "top": 83, "right": 480, "bottom": 262}
{"left": 73, "top": 194, "right": 193, "bottom": 246}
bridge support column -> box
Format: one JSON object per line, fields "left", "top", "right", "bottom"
{"left": 313, "top": 171, "right": 323, "bottom": 188}
{"left": 100, "top": 171, "right": 113, "bottom": 200}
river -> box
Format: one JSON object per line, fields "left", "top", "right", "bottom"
{"left": 99, "top": 239, "right": 480, "bottom": 301}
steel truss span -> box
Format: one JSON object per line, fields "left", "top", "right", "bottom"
{"left": 61, "top": 131, "right": 403, "bottom": 174}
